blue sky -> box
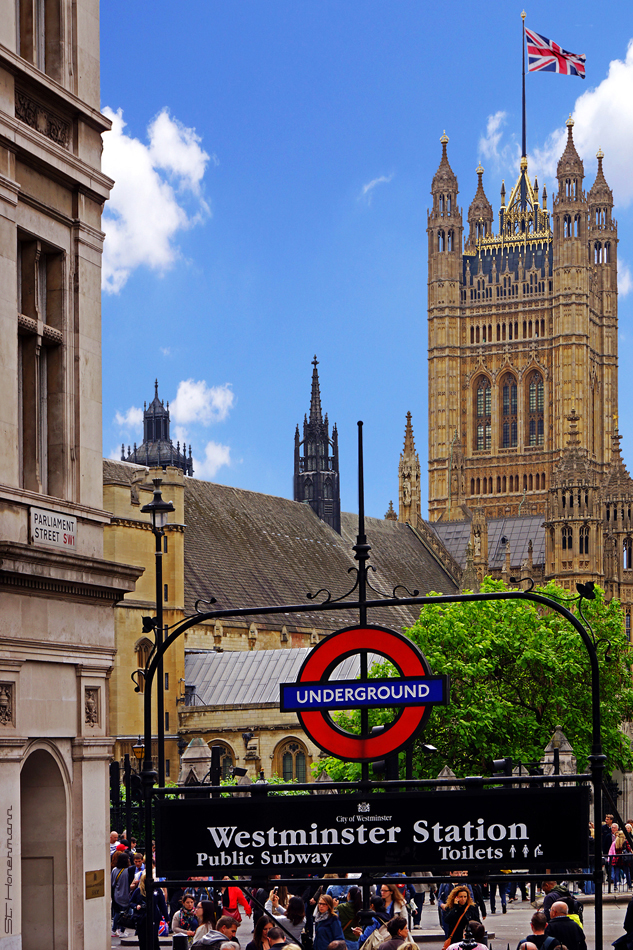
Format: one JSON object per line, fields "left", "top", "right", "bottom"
{"left": 100, "top": 1, "right": 633, "bottom": 520}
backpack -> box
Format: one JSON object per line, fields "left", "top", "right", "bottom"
{"left": 551, "top": 886, "right": 583, "bottom": 923}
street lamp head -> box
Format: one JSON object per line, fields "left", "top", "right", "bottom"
{"left": 140, "top": 477, "right": 175, "bottom": 532}
{"left": 132, "top": 737, "right": 144, "bottom": 763}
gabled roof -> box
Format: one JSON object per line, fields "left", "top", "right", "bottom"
{"left": 185, "top": 648, "right": 383, "bottom": 708}
{"left": 184, "top": 478, "right": 458, "bottom": 632}
{"left": 430, "top": 514, "right": 545, "bottom": 571}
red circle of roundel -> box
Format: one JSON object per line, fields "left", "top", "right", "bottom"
{"left": 296, "top": 625, "right": 430, "bottom": 762}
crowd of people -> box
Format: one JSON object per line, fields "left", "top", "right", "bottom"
{"left": 109, "top": 815, "right": 633, "bottom": 948}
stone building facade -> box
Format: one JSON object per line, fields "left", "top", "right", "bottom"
{"left": 0, "top": 4, "right": 140, "bottom": 948}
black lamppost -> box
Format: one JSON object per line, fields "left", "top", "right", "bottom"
{"left": 141, "top": 478, "right": 175, "bottom": 789}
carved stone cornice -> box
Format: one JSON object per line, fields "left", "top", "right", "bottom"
{"left": 0, "top": 541, "right": 143, "bottom": 605}
{"left": 15, "top": 88, "right": 70, "bottom": 149}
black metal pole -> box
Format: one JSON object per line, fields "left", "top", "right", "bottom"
{"left": 143, "top": 631, "right": 157, "bottom": 949}
{"left": 124, "top": 754, "right": 132, "bottom": 847}
{"left": 521, "top": 11, "right": 527, "bottom": 159}
{"left": 354, "top": 422, "right": 370, "bottom": 783}
{"left": 155, "top": 528, "right": 165, "bottom": 790}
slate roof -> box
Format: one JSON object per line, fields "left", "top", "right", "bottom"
{"left": 185, "top": 648, "right": 383, "bottom": 708}
{"left": 184, "top": 478, "right": 458, "bottom": 632}
{"left": 430, "top": 515, "right": 545, "bottom": 570}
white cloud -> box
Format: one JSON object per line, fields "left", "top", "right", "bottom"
{"left": 194, "top": 441, "right": 231, "bottom": 479}
{"left": 147, "top": 110, "right": 209, "bottom": 194}
{"left": 101, "top": 107, "right": 211, "bottom": 293}
{"left": 479, "top": 111, "right": 508, "bottom": 162}
{"left": 170, "top": 379, "right": 234, "bottom": 426}
{"left": 114, "top": 406, "right": 143, "bottom": 429}
{"left": 619, "top": 260, "right": 633, "bottom": 297}
{"left": 359, "top": 173, "right": 394, "bottom": 204}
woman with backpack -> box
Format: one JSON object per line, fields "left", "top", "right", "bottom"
{"left": 111, "top": 852, "right": 133, "bottom": 938}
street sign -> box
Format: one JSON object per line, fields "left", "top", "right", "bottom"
{"left": 280, "top": 624, "right": 449, "bottom": 761}
{"left": 156, "top": 785, "right": 589, "bottom": 877}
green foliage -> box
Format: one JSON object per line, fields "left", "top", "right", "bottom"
{"left": 313, "top": 579, "right": 633, "bottom": 781}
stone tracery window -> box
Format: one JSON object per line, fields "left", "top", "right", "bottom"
{"left": 475, "top": 376, "right": 491, "bottom": 451}
{"left": 527, "top": 371, "right": 544, "bottom": 446}
{"left": 501, "top": 373, "right": 517, "bottom": 448}
{"left": 277, "top": 739, "right": 307, "bottom": 782}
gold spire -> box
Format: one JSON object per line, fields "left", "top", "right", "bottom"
{"left": 566, "top": 113, "right": 574, "bottom": 128}
{"left": 440, "top": 130, "right": 449, "bottom": 145}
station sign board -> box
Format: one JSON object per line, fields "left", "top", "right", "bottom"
{"left": 279, "top": 625, "right": 449, "bottom": 761}
{"left": 156, "top": 785, "right": 589, "bottom": 877}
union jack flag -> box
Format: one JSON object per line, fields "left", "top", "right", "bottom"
{"left": 525, "top": 27, "right": 586, "bottom": 79}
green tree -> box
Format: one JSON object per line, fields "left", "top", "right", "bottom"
{"left": 314, "top": 579, "right": 633, "bottom": 781}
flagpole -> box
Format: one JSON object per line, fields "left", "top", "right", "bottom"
{"left": 521, "top": 10, "right": 527, "bottom": 158}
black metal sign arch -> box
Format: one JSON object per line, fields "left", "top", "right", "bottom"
{"left": 137, "top": 422, "right": 608, "bottom": 949}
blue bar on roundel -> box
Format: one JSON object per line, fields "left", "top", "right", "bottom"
{"left": 279, "top": 676, "right": 448, "bottom": 712}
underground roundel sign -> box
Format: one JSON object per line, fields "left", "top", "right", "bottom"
{"left": 279, "top": 624, "right": 449, "bottom": 762}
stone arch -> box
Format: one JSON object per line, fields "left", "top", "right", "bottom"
{"left": 21, "top": 745, "right": 69, "bottom": 950}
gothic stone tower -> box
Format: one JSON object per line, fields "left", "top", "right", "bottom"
{"left": 122, "top": 380, "right": 194, "bottom": 475}
{"left": 427, "top": 121, "right": 618, "bottom": 523}
{"left": 294, "top": 357, "right": 341, "bottom": 533}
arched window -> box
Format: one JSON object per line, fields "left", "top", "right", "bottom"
{"left": 277, "top": 739, "right": 308, "bottom": 782}
{"left": 624, "top": 538, "right": 633, "bottom": 570}
{"left": 527, "top": 372, "right": 544, "bottom": 446}
{"left": 447, "top": 230, "right": 454, "bottom": 251}
{"left": 134, "top": 638, "right": 154, "bottom": 692}
{"left": 475, "top": 376, "right": 491, "bottom": 450}
{"left": 439, "top": 195, "right": 444, "bottom": 214}
{"left": 323, "top": 477, "right": 333, "bottom": 500}
{"left": 562, "top": 526, "right": 573, "bottom": 551}
{"left": 501, "top": 373, "right": 517, "bottom": 448}
{"left": 579, "top": 526, "right": 589, "bottom": 556}
{"left": 438, "top": 230, "right": 445, "bottom": 252}
{"left": 304, "top": 477, "right": 313, "bottom": 501}
{"left": 210, "top": 742, "right": 235, "bottom": 780}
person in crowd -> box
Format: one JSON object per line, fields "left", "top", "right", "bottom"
{"left": 545, "top": 901, "right": 586, "bottom": 950}
{"left": 221, "top": 876, "right": 252, "bottom": 923}
{"left": 265, "top": 893, "right": 306, "bottom": 944}
{"left": 351, "top": 896, "right": 389, "bottom": 946}
{"left": 131, "top": 870, "right": 169, "bottom": 950}
{"left": 172, "top": 894, "right": 199, "bottom": 943}
{"left": 377, "top": 884, "right": 406, "bottom": 919}
{"left": 111, "top": 852, "right": 133, "bottom": 938}
{"left": 267, "top": 928, "right": 287, "bottom": 948}
{"left": 193, "top": 912, "right": 239, "bottom": 949}
{"left": 410, "top": 872, "right": 435, "bottom": 926}
{"left": 516, "top": 912, "right": 560, "bottom": 950}
{"left": 610, "top": 826, "right": 633, "bottom": 888}
{"left": 314, "top": 895, "right": 345, "bottom": 950}
{"left": 328, "top": 942, "right": 348, "bottom": 950}
{"left": 110, "top": 830, "right": 119, "bottom": 854}
{"left": 613, "top": 893, "right": 633, "bottom": 950}
{"left": 442, "top": 886, "right": 481, "bottom": 945}
{"left": 336, "top": 886, "right": 363, "bottom": 950}
{"left": 378, "top": 916, "right": 408, "bottom": 950}
{"left": 131, "top": 853, "right": 145, "bottom": 887}
{"left": 542, "top": 880, "right": 584, "bottom": 923}
{"left": 246, "top": 914, "right": 275, "bottom": 950}
{"left": 325, "top": 874, "right": 349, "bottom": 902}
{"left": 447, "top": 920, "right": 488, "bottom": 950}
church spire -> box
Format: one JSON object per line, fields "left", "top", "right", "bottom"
{"left": 309, "top": 355, "right": 323, "bottom": 424}
{"left": 398, "top": 412, "right": 421, "bottom": 528}
{"left": 294, "top": 357, "right": 341, "bottom": 533}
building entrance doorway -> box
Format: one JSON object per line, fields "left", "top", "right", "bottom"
{"left": 21, "top": 748, "right": 68, "bottom": 950}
